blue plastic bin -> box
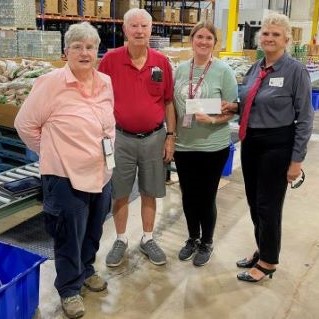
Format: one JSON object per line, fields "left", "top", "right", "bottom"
{"left": 311, "top": 89, "right": 319, "bottom": 111}
{"left": 222, "top": 143, "right": 236, "bottom": 177}
{"left": 0, "top": 242, "right": 47, "bottom": 319}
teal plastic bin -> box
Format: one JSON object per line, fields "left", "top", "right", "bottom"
{"left": 222, "top": 143, "right": 236, "bottom": 177}
{"left": 0, "top": 242, "right": 47, "bottom": 319}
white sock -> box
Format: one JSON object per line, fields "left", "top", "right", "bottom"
{"left": 142, "top": 232, "right": 153, "bottom": 243}
{"left": 117, "top": 234, "right": 128, "bottom": 244}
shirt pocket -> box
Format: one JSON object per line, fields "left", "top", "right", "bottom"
{"left": 147, "top": 81, "right": 164, "bottom": 96}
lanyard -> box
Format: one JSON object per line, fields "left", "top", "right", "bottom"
{"left": 188, "top": 56, "right": 213, "bottom": 99}
{"left": 89, "top": 103, "right": 109, "bottom": 138}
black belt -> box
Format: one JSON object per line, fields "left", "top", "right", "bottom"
{"left": 116, "top": 123, "right": 164, "bottom": 138}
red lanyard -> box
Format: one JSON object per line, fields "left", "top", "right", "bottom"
{"left": 188, "top": 56, "right": 213, "bottom": 99}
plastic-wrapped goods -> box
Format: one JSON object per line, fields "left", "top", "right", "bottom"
{"left": 0, "top": 30, "right": 18, "bottom": 58}
{"left": 0, "top": 0, "right": 36, "bottom": 29}
{"left": 0, "top": 59, "right": 55, "bottom": 106}
{"left": 18, "top": 30, "right": 62, "bottom": 60}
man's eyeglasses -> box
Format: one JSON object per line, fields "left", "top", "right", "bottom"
{"left": 291, "top": 169, "right": 305, "bottom": 189}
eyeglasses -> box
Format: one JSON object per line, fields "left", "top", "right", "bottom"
{"left": 68, "top": 44, "right": 97, "bottom": 53}
{"left": 291, "top": 169, "right": 305, "bottom": 189}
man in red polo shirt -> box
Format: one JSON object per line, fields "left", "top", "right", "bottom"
{"left": 98, "top": 8, "right": 175, "bottom": 266}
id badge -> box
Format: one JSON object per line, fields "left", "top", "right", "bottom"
{"left": 182, "top": 114, "right": 193, "bottom": 128}
{"left": 102, "top": 138, "right": 115, "bottom": 169}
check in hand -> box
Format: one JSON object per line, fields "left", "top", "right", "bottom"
{"left": 221, "top": 101, "right": 238, "bottom": 114}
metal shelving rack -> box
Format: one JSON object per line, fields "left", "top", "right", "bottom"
{"left": 36, "top": 0, "right": 213, "bottom": 51}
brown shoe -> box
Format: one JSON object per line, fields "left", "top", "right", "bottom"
{"left": 84, "top": 273, "right": 107, "bottom": 292}
{"left": 61, "top": 295, "right": 85, "bottom": 319}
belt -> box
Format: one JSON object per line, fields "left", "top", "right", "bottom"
{"left": 116, "top": 123, "right": 164, "bottom": 138}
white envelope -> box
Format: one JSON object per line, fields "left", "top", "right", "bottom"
{"left": 185, "top": 98, "right": 221, "bottom": 114}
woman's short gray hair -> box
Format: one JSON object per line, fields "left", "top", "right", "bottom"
{"left": 123, "top": 8, "right": 152, "bottom": 26}
{"left": 258, "top": 12, "right": 292, "bottom": 49}
{"left": 64, "top": 22, "right": 101, "bottom": 49}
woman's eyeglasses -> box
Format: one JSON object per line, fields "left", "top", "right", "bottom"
{"left": 291, "top": 169, "right": 305, "bottom": 189}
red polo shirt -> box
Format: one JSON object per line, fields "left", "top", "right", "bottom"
{"left": 98, "top": 46, "right": 173, "bottom": 133}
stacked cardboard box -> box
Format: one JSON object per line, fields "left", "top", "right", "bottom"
{"left": 200, "top": 8, "right": 213, "bottom": 22}
{"left": 113, "top": 0, "right": 139, "bottom": 19}
{"left": 59, "top": 0, "right": 77, "bottom": 16}
{"left": 180, "top": 8, "right": 198, "bottom": 24}
{"left": 0, "top": 0, "right": 36, "bottom": 29}
{"left": 96, "top": 0, "right": 111, "bottom": 19}
{"left": 18, "top": 30, "right": 62, "bottom": 60}
{"left": 152, "top": 6, "right": 180, "bottom": 23}
{"left": 36, "top": 0, "right": 59, "bottom": 14}
{"left": 82, "top": 0, "right": 95, "bottom": 16}
{"left": 0, "top": 30, "right": 18, "bottom": 58}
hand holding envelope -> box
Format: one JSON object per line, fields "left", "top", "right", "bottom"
{"left": 185, "top": 98, "right": 221, "bottom": 115}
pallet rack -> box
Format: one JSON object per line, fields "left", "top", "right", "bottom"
{"left": 36, "top": 0, "right": 214, "bottom": 51}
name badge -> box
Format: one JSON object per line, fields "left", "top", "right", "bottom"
{"left": 269, "top": 77, "right": 284, "bottom": 87}
{"left": 102, "top": 138, "right": 115, "bottom": 170}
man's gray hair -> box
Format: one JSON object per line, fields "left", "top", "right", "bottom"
{"left": 123, "top": 8, "right": 152, "bottom": 26}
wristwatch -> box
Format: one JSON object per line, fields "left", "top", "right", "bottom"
{"left": 166, "top": 132, "right": 177, "bottom": 137}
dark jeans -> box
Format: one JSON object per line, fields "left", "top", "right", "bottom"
{"left": 241, "top": 125, "right": 294, "bottom": 264}
{"left": 42, "top": 175, "right": 112, "bottom": 298}
{"left": 174, "top": 148, "right": 229, "bottom": 244}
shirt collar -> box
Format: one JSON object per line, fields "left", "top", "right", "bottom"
{"left": 64, "top": 63, "right": 106, "bottom": 95}
{"left": 259, "top": 52, "right": 288, "bottom": 72}
{"left": 123, "top": 47, "right": 158, "bottom": 69}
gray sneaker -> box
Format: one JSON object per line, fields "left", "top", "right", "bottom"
{"left": 178, "top": 238, "right": 200, "bottom": 261}
{"left": 106, "top": 239, "right": 128, "bottom": 267}
{"left": 140, "top": 238, "right": 167, "bottom": 265}
{"left": 193, "top": 243, "right": 213, "bottom": 267}
{"left": 61, "top": 295, "right": 85, "bottom": 319}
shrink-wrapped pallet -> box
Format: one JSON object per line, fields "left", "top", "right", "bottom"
{"left": 0, "top": 0, "right": 36, "bottom": 29}
{"left": 0, "top": 30, "right": 18, "bottom": 58}
{"left": 18, "top": 30, "right": 62, "bottom": 60}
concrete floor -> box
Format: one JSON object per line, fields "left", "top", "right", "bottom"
{"left": 34, "top": 121, "right": 319, "bottom": 318}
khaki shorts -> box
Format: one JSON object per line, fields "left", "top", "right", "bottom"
{"left": 112, "top": 128, "right": 166, "bottom": 199}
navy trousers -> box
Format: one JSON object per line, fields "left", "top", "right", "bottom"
{"left": 42, "top": 175, "right": 111, "bottom": 298}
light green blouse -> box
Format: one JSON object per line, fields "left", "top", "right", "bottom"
{"left": 174, "top": 58, "right": 238, "bottom": 152}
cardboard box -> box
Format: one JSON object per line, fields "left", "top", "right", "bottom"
{"left": 36, "top": 0, "right": 59, "bottom": 14}
{"left": 0, "top": 104, "right": 19, "bottom": 129}
{"left": 180, "top": 8, "right": 198, "bottom": 24}
{"left": 59, "top": 0, "right": 77, "bottom": 16}
{"left": 82, "top": 0, "right": 96, "bottom": 16}
{"left": 152, "top": 6, "right": 172, "bottom": 22}
{"left": 292, "top": 27, "right": 302, "bottom": 42}
{"left": 200, "top": 8, "right": 213, "bottom": 21}
{"left": 171, "top": 8, "right": 180, "bottom": 23}
{"left": 113, "top": 0, "right": 139, "bottom": 19}
{"left": 96, "top": 0, "right": 111, "bottom": 19}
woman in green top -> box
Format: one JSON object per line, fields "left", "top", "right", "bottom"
{"left": 173, "top": 20, "right": 238, "bottom": 267}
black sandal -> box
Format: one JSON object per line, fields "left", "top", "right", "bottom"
{"left": 237, "top": 263, "right": 276, "bottom": 282}
{"left": 236, "top": 251, "right": 259, "bottom": 268}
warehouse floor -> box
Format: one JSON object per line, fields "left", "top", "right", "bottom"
{"left": 33, "top": 114, "right": 319, "bottom": 319}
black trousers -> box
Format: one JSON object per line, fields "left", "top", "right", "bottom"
{"left": 241, "top": 125, "right": 294, "bottom": 264}
{"left": 174, "top": 148, "right": 229, "bottom": 244}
